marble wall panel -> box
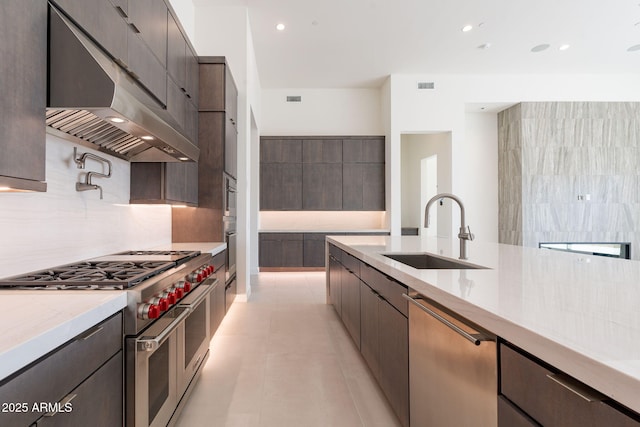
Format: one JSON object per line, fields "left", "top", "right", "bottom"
{"left": 498, "top": 102, "right": 640, "bottom": 260}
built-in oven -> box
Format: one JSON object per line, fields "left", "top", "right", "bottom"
{"left": 177, "top": 279, "right": 213, "bottom": 396}
{"left": 223, "top": 173, "right": 237, "bottom": 218}
{"left": 224, "top": 218, "right": 237, "bottom": 282}
{"left": 127, "top": 277, "right": 216, "bottom": 427}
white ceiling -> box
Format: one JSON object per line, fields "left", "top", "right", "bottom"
{"left": 201, "top": 0, "right": 640, "bottom": 89}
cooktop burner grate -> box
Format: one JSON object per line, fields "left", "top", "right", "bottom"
{"left": 0, "top": 260, "right": 176, "bottom": 289}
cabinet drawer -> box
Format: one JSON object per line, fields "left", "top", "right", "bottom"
{"left": 0, "top": 312, "right": 122, "bottom": 426}
{"left": 342, "top": 252, "right": 361, "bottom": 277}
{"left": 361, "top": 263, "right": 408, "bottom": 317}
{"left": 328, "top": 244, "right": 343, "bottom": 263}
{"left": 500, "top": 343, "right": 640, "bottom": 427}
{"left": 498, "top": 396, "right": 539, "bottom": 427}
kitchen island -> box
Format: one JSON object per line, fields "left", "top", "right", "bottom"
{"left": 327, "top": 235, "right": 640, "bottom": 423}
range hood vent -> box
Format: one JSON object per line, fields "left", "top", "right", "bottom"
{"left": 47, "top": 4, "right": 199, "bottom": 162}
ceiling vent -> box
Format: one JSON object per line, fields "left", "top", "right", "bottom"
{"left": 286, "top": 95, "right": 302, "bottom": 102}
{"left": 417, "top": 82, "right": 435, "bottom": 90}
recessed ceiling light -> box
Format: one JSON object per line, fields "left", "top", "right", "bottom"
{"left": 140, "top": 135, "right": 154, "bottom": 140}
{"left": 178, "top": 157, "right": 189, "bottom": 161}
{"left": 276, "top": 23, "right": 285, "bottom": 31}
{"left": 559, "top": 44, "right": 571, "bottom": 51}
{"left": 531, "top": 44, "right": 550, "bottom": 52}
{"left": 462, "top": 25, "right": 473, "bottom": 32}
{"left": 477, "top": 43, "right": 491, "bottom": 50}
{"left": 627, "top": 44, "right": 640, "bottom": 51}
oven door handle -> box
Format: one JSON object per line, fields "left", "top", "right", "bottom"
{"left": 136, "top": 307, "right": 190, "bottom": 352}
{"left": 178, "top": 278, "right": 218, "bottom": 309}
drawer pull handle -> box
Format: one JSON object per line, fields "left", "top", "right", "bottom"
{"left": 78, "top": 325, "right": 103, "bottom": 341}
{"left": 44, "top": 393, "right": 77, "bottom": 417}
{"left": 402, "top": 294, "right": 491, "bottom": 346}
{"left": 546, "top": 374, "right": 607, "bottom": 403}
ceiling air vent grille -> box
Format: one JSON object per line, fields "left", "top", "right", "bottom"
{"left": 286, "top": 96, "right": 302, "bottom": 102}
{"left": 417, "top": 82, "right": 435, "bottom": 90}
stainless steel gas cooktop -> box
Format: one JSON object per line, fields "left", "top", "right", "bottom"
{"left": 0, "top": 250, "right": 201, "bottom": 290}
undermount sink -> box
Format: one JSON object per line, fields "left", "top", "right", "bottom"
{"left": 382, "top": 253, "right": 488, "bottom": 270}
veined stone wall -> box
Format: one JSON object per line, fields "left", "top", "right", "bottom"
{"left": 498, "top": 102, "right": 640, "bottom": 260}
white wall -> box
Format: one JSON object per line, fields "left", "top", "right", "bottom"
{"left": 388, "top": 73, "right": 640, "bottom": 243}
{"left": 400, "top": 133, "right": 452, "bottom": 237}
{"left": 260, "top": 89, "right": 384, "bottom": 135}
{"left": 0, "top": 134, "right": 172, "bottom": 278}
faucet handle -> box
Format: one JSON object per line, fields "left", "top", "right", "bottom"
{"left": 466, "top": 226, "right": 475, "bottom": 241}
{"left": 459, "top": 226, "right": 474, "bottom": 241}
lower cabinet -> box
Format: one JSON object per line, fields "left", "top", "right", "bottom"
{"left": 328, "top": 244, "right": 408, "bottom": 427}
{"left": 0, "top": 312, "right": 123, "bottom": 427}
{"left": 361, "top": 282, "right": 409, "bottom": 427}
{"left": 210, "top": 251, "right": 227, "bottom": 337}
{"left": 259, "top": 233, "right": 304, "bottom": 268}
{"left": 499, "top": 342, "right": 640, "bottom": 427}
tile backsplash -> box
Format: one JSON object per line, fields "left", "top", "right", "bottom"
{"left": 0, "top": 133, "right": 172, "bottom": 278}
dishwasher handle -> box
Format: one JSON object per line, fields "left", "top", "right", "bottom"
{"left": 402, "top": 294, "right": 492, "bottom": 346}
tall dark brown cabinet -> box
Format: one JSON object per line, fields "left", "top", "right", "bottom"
{"left": 0, "top": 0, "right": 47, "bottom": 192}
{"left": 172, "top": 57, "right": 237, "bottom": 242}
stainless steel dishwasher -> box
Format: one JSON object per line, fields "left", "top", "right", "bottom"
{"left": 403, "top": 293, "right": 497, "bottom": 427}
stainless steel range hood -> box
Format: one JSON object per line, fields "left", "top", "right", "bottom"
{"left": 47, "top": 5, "right": 199, "bottom": 162}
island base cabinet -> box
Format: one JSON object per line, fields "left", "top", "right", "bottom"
{"left": 500, "top": 343, "right": 640, "bottom": 427}
{"left": 328, "top": 255, "right": 342, "bottom": 317}
{"left": 408, "top": 298, "right": 497, "bottom": 427}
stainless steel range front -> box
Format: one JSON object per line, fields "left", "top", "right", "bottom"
{"left": 0, "top": 250, "right": 217, "bottom": 427}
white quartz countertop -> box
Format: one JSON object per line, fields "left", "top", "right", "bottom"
{"left": 328, "top": 235, "right": 640, "bottom": 413}
{"left": 150, "top": 242, "right": 226, "bottom": 256}
{"left": 0, "top": 290, "right": 127, "bottom": 381}
{"left": 260, "top": 229, "right": 389, "bottom": 233}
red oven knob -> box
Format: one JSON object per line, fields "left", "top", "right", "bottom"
{"left": 183, "top": 281, "right": 192, "bottom": 292}
{"left": 208, "top": 265, "right": 215, "bottom": 274}
{"left": 166, "top": 291, "right": 177, "bottom": 305}
{"left": 196, "top": 272, "right": 204, "bottom": 282}
{"left": 150, "top": 296, "right": 169, "bottom": 312}
{"left": 174, "top": 287, "right": 184, "bottom": 299}
{"left": 138, "top": 303, "right": 160, "bottom": 320}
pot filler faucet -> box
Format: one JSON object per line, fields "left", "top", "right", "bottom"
{"left": 424, "top": 193, "right": 474, "bottom": 260}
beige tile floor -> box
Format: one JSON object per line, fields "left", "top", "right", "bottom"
{"left": 174, "top": 271, "right": 401, "bottom": 427}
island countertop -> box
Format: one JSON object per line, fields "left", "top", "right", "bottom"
{"left": 327, "top": 235, "right": 640, "bottom": 414}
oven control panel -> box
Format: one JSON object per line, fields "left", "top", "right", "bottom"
{"left": 137, "top": 263, "right": 215, "bottom": 319}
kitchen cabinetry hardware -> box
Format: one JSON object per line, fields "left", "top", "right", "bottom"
{"left": 77, "top": 325, "right": 104, "bottom": 341}
{"left": 44, "top": 393, "right": 77, "bottom": 417}
{"left": 136, "top": 307, "right": 190, "bottom": 352}
{"left": 545, "top": 373, "right": 606, "bottom": 403}
{"left": 73, "top": 147, "right": 112, "bottom": 199}
{"left": 402, "top": 294, "right": 491, "bottom": 345}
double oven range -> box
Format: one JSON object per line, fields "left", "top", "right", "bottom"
{"left": 0, "top": 249, "right": 218, "bottom": 427}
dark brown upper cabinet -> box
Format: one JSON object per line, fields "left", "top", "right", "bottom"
{"left": 0, "top": 0, "right": 47, "bottom": 192}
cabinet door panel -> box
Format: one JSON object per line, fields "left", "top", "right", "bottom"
{"left": 186, "top": 46, "right": 199, "bottom": 105}
{"left": 167, "top": 78, "right": 186, "bottom": 131}
{"left": 360, "top": 283, "right": 380, "bottom": 381}
{"left": 303, "top": 139, "right": 342, "bottom": 163}
{"left": 260, "top": 163, "right": 302, "bottom": 210}
{"left": 342, "top": 270, "right": 361, "bottom": 349}
{"left": 167, "top": 12, "right": 186, "bottom": 89}
{"left": 225, "top": 66, "right": 238, "bottom": 124}
{"left": 199, "top": 63, "right": 225, "bottom": 111}
{"left": 128, "top": 0, "right": 167, "bottom": 66}
{"left": 379, "top": 301, "right": 409, "bottom": 427}
{"left": 329, "top": 256, "right": 342, "bottom": 317}
{"left": 36, "top": 352, "right": 123, "bottom": 427}
{"left": 303, "top": 233, "right": 327, "bottom": 267}
{"left": 362, "top": 163, "right": 385, "bottom": 210}
{"left": 0, "top": 0, "right": 46, "bottom": 183}
{"left": 225, "top": 114, "right": 237, "bottom": 178}
{"left": 498, "top": 396, "right": 540, "bottom": 427}
{"left": 302, "top": 163, "right": 342, "bottom": 210}
{"left": 127, "top": 30, "right": 167, "bottom": 104}
{"left": 500, "top": 344, "right": 640, "bottom": 427}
